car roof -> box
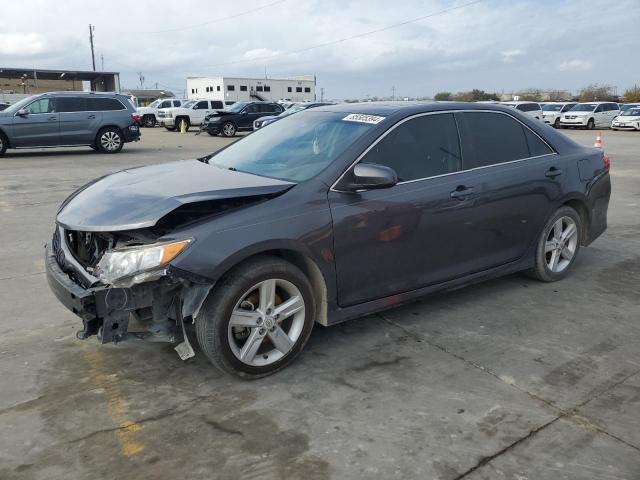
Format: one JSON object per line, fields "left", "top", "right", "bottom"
{"left": 501, "top": 101, "right": 539, "bottom": 105}
{"left": 39, "top": 91, "right": 124, "bottom": 97}
{"left": 312, "top": 101, "right": 526, "bottom": 117}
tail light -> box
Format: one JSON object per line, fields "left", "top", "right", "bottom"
{"left": 602, "top": 152, "right": 610, "bottom": 170}
{"left": 131, "top": 113, "right": 141, "bottom": 122}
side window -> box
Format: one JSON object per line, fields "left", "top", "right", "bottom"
{"left": 25, "top": 98, "right": 56, "bottom": 114}
{"left": 194, "top": 101, "right": 209, "bottom": 109}
{"left": 58, "top": 97, "right": 87, "bottom": 112}
{"left": 90, "top": 98, "right": 125, "bottom": 111}
{"left": 361, "top": 113, "right": 462, "bottom": 182}
{"left": 561, "top": 104, "right": 573, "bottom": 112}
{"left": 159, "top": 101, "right": 172, "bottom": 108}
{"left": 173, "top": 100, "right": 181, "bottom": 107}
{"left": 244, "top": 104, "right": 259, "bottom": 114}
{"left": 594, "top": 105, "right": 603, "bottom": 113}
{"left": 524, "top": 129, "right": 553, "bottom": 157}
{"left": 456, "top": 112, "right": 530, "bottom": 168}
{"left": 211, "top": 101, "right": 224, "bottom": 109}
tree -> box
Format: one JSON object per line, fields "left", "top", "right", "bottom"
{"left": 547, "top": 90, "right": 572, "bottom": 101}
{"left": 434, "top": 91, "right": 452, "bottom": 101}
{"left": 516, "top": 88, "right": 543, "bottom": 101}
{"left": 451, "top": 89, "right": 499, "bottom": 102}
{"left": 578, "top": 84, "right": 615, "bottom": 102}
{"left": 623, "top": 86, "right": 640, "bottom": 103}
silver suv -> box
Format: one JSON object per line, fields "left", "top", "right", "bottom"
{"left": 0, "top": 92, "right": 141, "bottom": 156}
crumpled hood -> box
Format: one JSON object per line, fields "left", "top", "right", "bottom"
{"left": 56, "top": 159, "right": 294, "bottom": 232}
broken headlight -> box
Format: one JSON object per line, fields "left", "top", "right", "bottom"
{"left": 95, "top": 239, "right": 192, "bottom": 285}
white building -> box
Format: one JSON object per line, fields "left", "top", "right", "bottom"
{"left": 186, "top": 75, "right": 316, "bottom": 103}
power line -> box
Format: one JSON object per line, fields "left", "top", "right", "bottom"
{"left": 140, "top": 0, "right": 286, "bottom": 34}
{"left": 199, "top": 0, "right": 484, "bottom": 69}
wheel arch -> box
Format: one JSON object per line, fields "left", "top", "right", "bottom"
{"left": 0, "top": 126, "right": 11, "bottom": 147}
{"left": 561, "top": 196, "right": 590, "bottom": 245}
{"left": 94, "top": 124, "right": 124, "bottom": 145}
{"left": 209, "top": 245, "right": 332, "bottom": 326}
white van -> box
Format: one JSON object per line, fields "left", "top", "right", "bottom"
{"left": 559, "top": 102, "right": 620, "bottom": 129}
{"left": 500, "top": 101, "right": 543, "bottom": 120}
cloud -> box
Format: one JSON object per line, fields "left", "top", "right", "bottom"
{"left": 558, "top": 59, "right": 593, "bottom": 71}
{"left": 500, "top": 49, "right": 524, "bottom": 63}
{"left": 0, "top": 32, "right": 46, "bottom": 56}
{"left": 242, "top": 48, "right": 282, "bottom": 60}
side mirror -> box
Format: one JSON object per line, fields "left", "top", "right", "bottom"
{"left": 16, "top": 109, "right": 28, "bottom": 116}
{"left": 340, "top": 163, "right": 398, "bottom": 191}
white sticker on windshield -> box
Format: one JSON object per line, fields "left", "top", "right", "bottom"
{"left": 342, "top": 113, "right": 386, "bottom": 124}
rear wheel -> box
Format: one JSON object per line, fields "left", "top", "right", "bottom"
{"left": 195, "top": 257, "right": 315, "bottom": 378}
{"left": 553, "top": 118, "right": 560, "bottom": 128}
{"left": 96, "top": 127, "right": 124, "bottom": 153}
{"left": 0, "top": 131, "right": 7, "bottom": 156}
{"left": 165, "top": 125, "right": 177, "bottom": 131}
{"left": 527, "top": 206, "right": 582, "bottom": 282}
{"left": 221, "top": 122, "right": 236, "bottom": 137}
{"left": 177, "top": 117, "right": 190, "bottom": 131}
{"left": 587, "top": 118, "right": 595, "bottom": 129}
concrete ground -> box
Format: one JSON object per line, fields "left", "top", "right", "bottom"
{"left": 0, "top": 126, "right": 638, "bottom": 480}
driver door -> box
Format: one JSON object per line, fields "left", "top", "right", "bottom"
{"left": 239, "top": 104, "right": 261, "bottom": 128}
{"left": 12, "top": 97, "right": 60, "bottom": 147}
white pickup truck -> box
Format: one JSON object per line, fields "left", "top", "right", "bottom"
{"left": 157, "top": 99, "right": 227, "bottom": 131}
{"left": 136, "top": 98, "right": 185, "bottom": 127}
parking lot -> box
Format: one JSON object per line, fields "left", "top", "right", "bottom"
{"left": 1, "top": 126, "right": 638, "bottom": 479}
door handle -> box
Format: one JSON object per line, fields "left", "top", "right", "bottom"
{"left": 87, "top": 114, "right": 96, "bottom": 119}
{"left": 48, "top": 116, "right": 57, "bottom": 121}
{"left": 450, "top": 186, "right": 474, "bottom": 199}
{"left": 545, "top": 167, "right": 563, "bottom": 178}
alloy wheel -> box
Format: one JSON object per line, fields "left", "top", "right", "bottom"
{"left": 223, "top": 123, "right": 235, "bottom": 137}
{"left": 545, "top": 216, "right": 578, "bottom": 273}
{"left": 227, "top": 278, "right": 305, "bottom": 366}
{"left": 100, "top": 131, "right": 121, "bottom": 151}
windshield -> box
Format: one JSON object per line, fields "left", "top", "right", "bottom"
{"left": 3, "top": 95, "right": 38, "bottom": 114}
{"left": 570, "top": 104, "right": 597, "bottom": 112}
{"left": 226, "top": 102, "right": 248, "bottom": 113}
{"left": 542, "top": 104, "right": 563, "bottom": 112}
{"left": 277, "top": 103, "right": 307, "bottom": 117}
{"left": 621, "top": 104, "right": 640, "bottom": 112}
{"left": 621, "top": 108, "right": 640, "bottom": 116}
{"left": 208, "top": 111, "right": 376, "bottom": 182}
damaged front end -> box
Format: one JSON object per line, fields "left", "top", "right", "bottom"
{"left": 46, "top": 225, "right": 211, "bottom": 351}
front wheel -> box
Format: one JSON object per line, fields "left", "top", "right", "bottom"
{"left": 526, "top": 206, "right": 582, "bottom": 282}
{"left": 587, "top": 119, "right": 595, "bottom": 130}
{"left": 553, "top": 118, "right": 560, "bottom": 128}
{"left": 0, "top": 132, "right": 8, "bottom": 156}
{"left": 195, "top": 257, "right": 315, "bottom": 378}
{"left": 221, "top": 122, "right": 236, "bottom": 137}
{"left": 143, "top": 115, "right": 156, "bottom": 128}
{"left": 96, "top": 127, "right": 124, "bottom": 153}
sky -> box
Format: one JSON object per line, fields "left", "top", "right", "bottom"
{"left": 0, "top": 0, "right": 639, "bottom": 100}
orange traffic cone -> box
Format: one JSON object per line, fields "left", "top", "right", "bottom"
{"left": 594, "top": 132, "right": 603, "bottom": 149}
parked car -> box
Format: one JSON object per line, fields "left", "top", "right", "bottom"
{"left": 158, "top": 99, "right": 226, "bottom": 131}
{"left": 611, "top": 107, "right": 640, "bottom": 131}
{"left": 200, "top": 101, "right": 284, "bottom": 137}
{"left": 253, "top": 102, "right": 334, "bottom": 130}
{"left": 540, "top": 102, "right": 577, "bottom": 128}
{"left": 45, "top": 102, "right": 611, "bottom": 377}
{"left": 137, "top": 98, "right": 185, "bottom": 128}
{"left": 500, "top": 101, "right": 543, "bottom": 120}
{"left": 0, "top": 92, "right": 140, "bottom": 156}
{"left": 559, "top": 102, "right": 620, "bottom": 129}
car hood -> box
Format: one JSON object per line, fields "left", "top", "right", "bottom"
{"left": 205, "top": 110, "right": 232, "bottom": 119}
{"left": 615, "top": 115, "right": 640, "bottom": 121}
{"left": 56, "top": 159, "right": 295, "bottom": 232}
{"left": 564, "top": 111, "right": 591, "bottom": 116}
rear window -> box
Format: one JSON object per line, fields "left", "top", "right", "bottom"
{"left": 456, "top": 112, "right": 551, "bottom": 168}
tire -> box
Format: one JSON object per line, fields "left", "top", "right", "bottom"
{"left": 553, "top": 118, "right": 560, "bottom": 129}
{"left": 221, "top": 122, "right": 236, "bottom": 137}
{"left": 177, "top": 117, "right": 190, "bottom": 131}
{"left": 96, "top": 127, "right": 124, "bottom": 153}
{"left": 143, "top": 115, "right": 156, "bottom": 128}
{"left": 195, "top": 256, "right": 316, "bottom": 379}
{"left": 587, "top": 118, "right": 595, "bottom": 130}
{"left": 165, "top": 125, "right": 177, "bottom": 132}
{"left": 526, "top": 206, "right": 582, "bottom": 282}
{"left": 0, "top": 131, "right": 7, "bottom": 156}
{"left": 207, "top": 131, "right": 218, "bottom": 136}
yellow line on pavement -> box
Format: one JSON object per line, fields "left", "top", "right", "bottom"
{"left": 84, "top": 349, "right": 145, "bottom": 457}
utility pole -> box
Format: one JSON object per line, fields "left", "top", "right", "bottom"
{"left": 392, "top": 85, "right": 395, "bottom": 101}
{"left": 320, "top": 87, "right": 324, "bottom": 102}
{"left": 138, "top": 72, "right": 145, "bottom": 89}
{"left": 101, "top": 54, "right": 104, "bottom": 71}
{"left": 89, "top": 25, "right": 96, "bottom": 71}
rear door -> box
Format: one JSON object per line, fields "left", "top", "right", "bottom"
{"left": 593, "top": 104, "right": 607, "bottom": 126}
{"left": 239, "top": 103, "right": 261, "bottom": 128}
{"left": 454, "top": 111, "right": 560, "bottom": 267}
{"left": 11, "top": 97, "right": 59, "bottom": 147}
{"left": 58, "top": 97, "right": 103, "bottom": 145}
